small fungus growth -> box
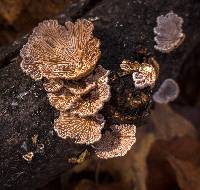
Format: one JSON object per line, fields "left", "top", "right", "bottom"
{"left": 94, "top": 124, "right": 136, "bottom": 159}
{"left": 54, "top": 112, "right": 105, "bottom": 144}
{"left": 22, "top": 152, "right": 34, "bottom": 162}
{"left": 153, "top": 78, "right": 180, "bottom": 104}
{"left": 120, "top": 58, "right": 159, "bottom": 89}
{"left": 154, "top": 11, "right": 185, "bottom": 53}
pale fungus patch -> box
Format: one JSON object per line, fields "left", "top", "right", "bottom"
{"left": 132, "top": 63, "right": 157, "bottom": 89}
{"left": 54, "top": 112, "right": 104, "bottom": 144}
{"left": 94, "top": 124, "right": 136, "bottom": 159}
{"left": 120, "top": 58, "right": 159, "bottom": 89}
{"left": 154, "top": 11, "right": 185, "bottom": 53}
{"left": 22, "top": 152, "right": 34, "bottom": 162}
{"left": 153, "top": 78, "right": 180, "bottom": 104}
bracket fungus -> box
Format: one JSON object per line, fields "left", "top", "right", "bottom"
{"left": 43, "top": 79, "right": 64, "bottom": 93}
{"left": 20, "top": 19, "right": 101, "bottom": 80}
{"left": 54, "top": 113, "right": 105, "bottom": 144}
{"left": 46, "top": 65, "right": 110, "bottom": 116}
{"left": 94, "top": 124, "right": 136, "bottom": 159}
{"left": 120, "top": 58, "right": 159, "bottom": 89}
{"left": 66, "top": 81, "right": 96, "bottom": 95}
{"left": 70, "top": 65, "right": 111, "bottom": 117}
{"left": 154, "top": 11, "right": 185, "bottom": 53}
{"left": 153, "top": 78, "right": 180, "bottom": 104}
{"left": 47, "top": 88, "right": 81, "bottom": 111}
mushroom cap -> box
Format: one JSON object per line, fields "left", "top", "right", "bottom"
{"left": 54, "top": 112, "right": 104, "bottom": 144}
{"left": 132, "top": 63, "right": 157, "bottom": 89}
{"left": 153, "top": 78, "right": 180, "bottom": 104}
{"left": 20, "top": 19, "right": 100, "bottom": 80}
{"left": 154, "top": 11, "right": 185, "bottom": 53}
{"left": 48, "top": 88, "right": 80, "bottom": 111}
{"left": 94, "top": 124, "right": 136, "bottom": 159}
{"left": 70, "top": 65, "right": 111, "bottom": 117}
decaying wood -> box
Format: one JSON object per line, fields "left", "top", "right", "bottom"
{"left": 0, "top": 0, "right": 200, "bottom": 189}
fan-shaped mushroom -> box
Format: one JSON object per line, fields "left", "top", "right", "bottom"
{"left": 54, "top": 112, "right": 104, "bottom": 144}
{"left": 94, "top": 124, "right": 136, "bottom": 159}
{"left": 20, "top": 19, "right": 101, "bottom": 80}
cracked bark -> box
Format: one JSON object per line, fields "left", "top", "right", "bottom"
{"left": 0, "top": 0, "right": 200, "bottom": 189}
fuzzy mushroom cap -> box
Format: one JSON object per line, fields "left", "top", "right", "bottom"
{"left": 20, "top": 19, "right": 100, "bottom": 80}
{"left": 154, "top": 11, "right": 185, "bottom": 53}
{"left": 94, "top": 124, "right": 136, "bottom": 159}
{"left": 153, "top": 78, "right": 180, "bottom": 104}
{"left": 70, "top": 65, "right": 111, "bottom": 117}
{"left": 132, "top": 63, "right": 157, "bottom": 89}
{"left": 54, "top": 112, "right": 105, "bottom": 144}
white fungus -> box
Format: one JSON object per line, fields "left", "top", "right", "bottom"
{"left": 154, "top": 11, "right": 185, "bottom": 53}
{"left": 153, "top": 78, "right": 180, "bottom": 104}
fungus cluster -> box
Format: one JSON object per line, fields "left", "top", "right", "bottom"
{"left": 20, "top": 19, "right": 136, "bottom": 159}
{"left": 120, "top": 57, "right": 159, "bottom": 89}
{"left": 153, "top": 78, "right": 180, "bottom": 104}
{"left": 154, "top": 11, "right": 185, "bottom": 53}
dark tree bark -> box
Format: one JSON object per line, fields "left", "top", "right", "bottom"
{"left": 0, "top": 0, "right": 200, "bottom": 189}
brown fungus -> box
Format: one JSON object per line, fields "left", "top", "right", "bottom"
{"left": 154, "top": 11, "right": 185, "bottom": 53}
{"left": 43, "top": 78, "right": 64, "bottom": 93}
{"left": 153, "top": 78, "right": 180, "bottom": 104}
{"left": 120, "top": 57, "right": 159, "bottom": 89}
{"left": 48, "top": 88, "right": 81, "bottom": 111}
{"left": 94, "top": 124, "right": 136, "bottom": 159}
{"left": 54, "top": 112, "right": 104, "bottom": 144}
{"left": 20, "top": 19, "right": 100, "bottom": 80}
{"left": 66, "top": 81, "right": 96, "bottom": 95}
{"left": 70, "top": 65, "right": 111, "bottom": 117}
{"left": 120, "top": 60, "right": 140, "bottom": 74}
{"left": 132, "top": 63, "right": 157, "bottom": 89}
{"left": 120, "top": 58, "right": 159, "bottom": 89}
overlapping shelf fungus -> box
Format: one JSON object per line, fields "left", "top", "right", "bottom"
{"left": 20, "top": 19, "right": 137, "bottom": 159}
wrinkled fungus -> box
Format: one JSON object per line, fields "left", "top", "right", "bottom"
{"left": 43, "top": 78, "right": 64, "bottom": 93}
{"left": 66, "top": 81, "right": 96, "bottom": 95}
{"left": 154, "top": 11, "right": 185, "bottom": 53}
{"left": 70, "top": 65, "right": 111, "bottom": 116}
{"left": 132, "top": 63, "right": 157, "bottom": 89}
{"left": 48, "top": 88, "right": 81, "bottom": 111}
{"left": 120, "top": 58, "right": 159, "bottom": 89}
{"left": 46, "top": 65, "right": 110, "bottom": 116}
{"left": 153, "top": 78, "right": 180, "bottom": 104}
{"left": 20, "top": 19, "right": 101, "bottom": 80}
{"left": 54, "top": 112, "right": 104, "bottom": 144}
{"left": 94, "top": 124, "right": 136, "bottom": 159}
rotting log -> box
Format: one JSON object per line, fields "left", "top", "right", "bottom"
{"left": 1, "top": 0, "right": 200, "bottom": 189}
